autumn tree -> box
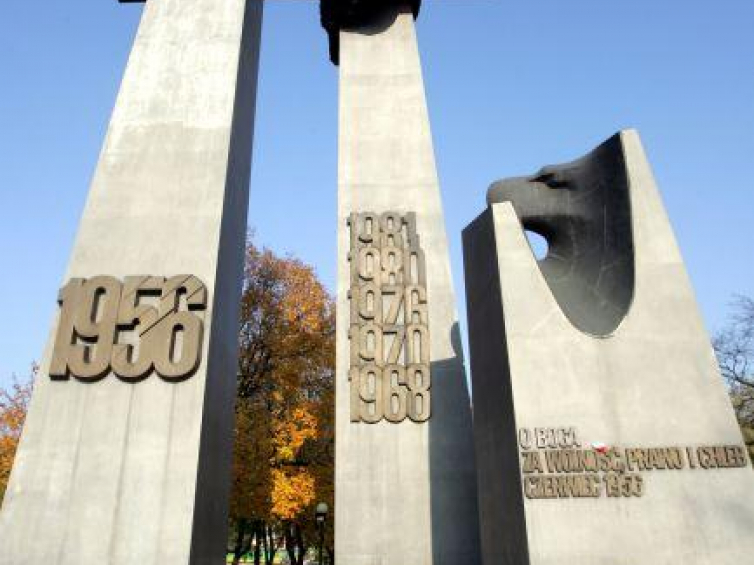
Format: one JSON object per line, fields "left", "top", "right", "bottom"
{"left": 229, "top": 238, "right": 335, "bottom": 564}
{"left": 0, "top": 365, "right": 35, "bottom": 506}
{"left": 714, "top": 295, "right": 754, "bottom": 464}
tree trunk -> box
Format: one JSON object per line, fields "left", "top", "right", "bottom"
{"left": 284, "top": 522, "right": 296, "bottom": 565}
{"left": 282, "top": 521, "right": 308, "bottom": 565}
{"left": 232, "top": 518, "right": 247, "bottom": 565}
{"left": 253, "top": 520, "right": 262, "bottom": 565}
{"left": 260, "top": 522, "right": 269, "bottom": 565}
{"left": 295, "top": 523, "right": 307, "bottom": 565}
{"left": 263, "top": 522, "right": 278, "bottom": 565}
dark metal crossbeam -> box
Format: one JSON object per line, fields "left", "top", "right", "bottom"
{"left": 320, "top": 1, "right": 421, "bottom": 64}
{"left": 117, "top": 0, "right": 423, "bottom": 65}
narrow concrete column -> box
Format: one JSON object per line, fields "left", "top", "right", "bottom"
{"left": 336, "top": 6, "right": 481, "bottom": 565}
{"left": 0, "top": 1, "right": 263, "bottom": 564}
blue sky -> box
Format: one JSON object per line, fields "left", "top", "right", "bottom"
{"left": 1, "top": 0, "right": 753, "bottom": 386}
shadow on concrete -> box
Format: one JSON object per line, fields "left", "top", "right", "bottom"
{"left": 463, "top": 208, "right": 532, "bottom": 565}
{"left": 428, "top": 323, "right": 482, "bottom": 565}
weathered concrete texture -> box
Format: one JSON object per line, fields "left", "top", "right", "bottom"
{"left": 0, "top": 1, "right": 263, "bottom": 564}
{"left": 335, "top": 6, "right": 481, "bottom": 565}
{"left": 463, "top": 130, "right": 754, "bottom": 565}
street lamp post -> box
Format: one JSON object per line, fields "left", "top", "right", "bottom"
{"left": 315, "top": 502, "right": 329, "bottom": 565}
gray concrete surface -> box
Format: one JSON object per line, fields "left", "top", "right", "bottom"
{"left": 463, "top": 130, "right": 754, "bottom": 565}
{"left": 336, "top": 6, "right": 481, "bottom": 565}
{"left": 0, "top": 1, "right": 263, "bottom": 563}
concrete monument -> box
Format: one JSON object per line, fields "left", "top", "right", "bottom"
{"left": 463, "top": 130, "right": 754, "bottom": 565}
{"left": 0, "top": 1, "right": 263, "bottom": 563}
{"left": 331, "top": 2, "right": 481, "bottom": 564}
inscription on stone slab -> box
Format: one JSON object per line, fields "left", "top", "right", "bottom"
{"left": 347, "top": 211, "right": 431, "bottom": 424}
{"left": 50, "top": 275, "right": 207, "bottom": 382}
{"left": 518, "top": 426, "right": 749, "bottom": 500}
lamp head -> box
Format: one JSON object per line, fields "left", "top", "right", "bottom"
{"left": 315, "top": 501, "right": 329, "bottom": 522}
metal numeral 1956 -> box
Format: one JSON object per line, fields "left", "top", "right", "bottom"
{"left": 50, "top": 275, "right": 207, "bottom": 382}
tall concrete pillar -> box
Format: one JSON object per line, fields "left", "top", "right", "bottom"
{"left": 0, "top": 1, "right": 263, "bottom": 564}
{"left": 463, "top": 130, "right": 754, "bottom": 565}
{"left": 335, "top": 5, "right": 481, "bottom": 565}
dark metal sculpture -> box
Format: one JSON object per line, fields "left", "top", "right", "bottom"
{"left": 487, "top": 134, "right": 635, "bottom": 336}
{"left": 320, "top": 0, "right": 422, "bottom": 64}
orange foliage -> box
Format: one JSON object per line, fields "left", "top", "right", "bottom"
{"left": 230, "top": 237, "right": 334, "bottom": 555}
{"left": 271, "top": 468, "right": 316, "bottom": 521}
{"left": 0, "top": 365, "right": 35, "bottom": 506}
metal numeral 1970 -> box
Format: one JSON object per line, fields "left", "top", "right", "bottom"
{"left": 348, "top": 211, "right": 431, "bottom": 424}
{"left": 50, "top": 275, "right": 207, "bottom": 382}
